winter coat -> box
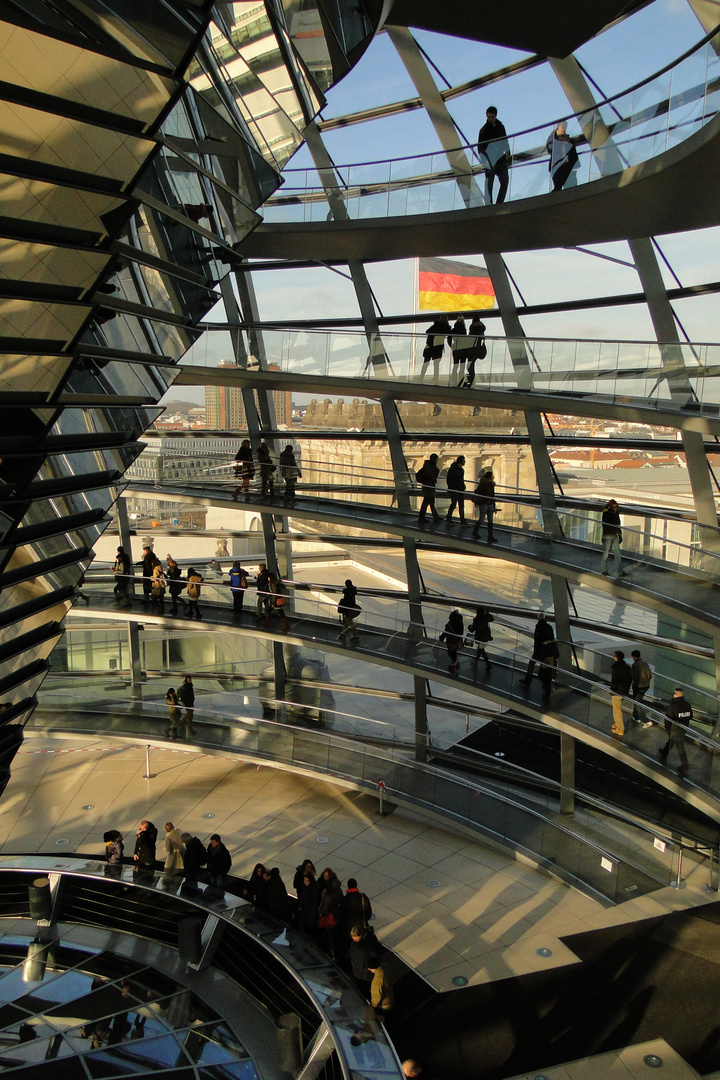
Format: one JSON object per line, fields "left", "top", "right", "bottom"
{"left": 416, "top": 458, "right": 440, "bottom": 489}
{"left": 532, "top": 619, "right": 554, "bottom": 660}
{"left": 601, "top": 507, "right": 622, "bottom": 539}
{"left": 341, "top": 888, "right": 373, "bottom": 939}
{"left": 134, "top": 823, "right": 157, "bottom": 866}
{"left": 183, "top": 836, "right": 207, "bottom": 877}
{"left": 206, "top": 840, "right": 232, "bottom": 878}
{"left": 164, "top": 828, "right": 184, "bottom": 872}
{"left": 264, "top": 870, "right": 288, "bottom": 918}
{"left": 446, "top": 461, "right": 466, "bottom": 495}
{"left": 296, "top": 876, "right": 320, "bottom": 931}
{"left": 468, "top": 608, "right": 494, "bottom": 643}
{"left": 349, "top": 927, "right": 381, "bottom": 982}
{"left": 105, "top": 838, "right": 124, "bottom": 865}
{"left": 610, "top": 659, "right": 632, "bottom": 695}
{"left": 318, "top": 876, "right": 343, "bottom": 927}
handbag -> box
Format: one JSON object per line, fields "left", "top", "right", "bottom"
{"left": 318, "top": 913, "right": 336, "bottom": 929}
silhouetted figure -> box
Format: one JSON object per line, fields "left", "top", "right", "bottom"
{"left": 478, "top": 106, "right": 511, "bottom": 203}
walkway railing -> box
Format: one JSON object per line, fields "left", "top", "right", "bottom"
{"left": 261, "top": 30, "right": 720, "bottom": 219}
{"left": 181, "top": 329, "right": 720, "bottom": 416}
{"left": 26, "top": 704, "right": 699, "bottom": 905}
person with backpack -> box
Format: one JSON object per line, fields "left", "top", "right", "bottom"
{"left": 337, "top": 579, "right": 361, "bottom": 642}
{"left": 185, "top": 567, "right": 203, "bottom": 619}
{"left": 472, "top": 469, "right": 497, "bottom": 543}
{"left": 165, "top": 687, "right": 181, "bottom": 739}
{"left": 416, "top": 454, "right": 441, "bottom": 524}
{"left": 445, "top": 455, "right": 468, "bottom": 525}
{"left": 255, "top": 562, "right": 271, "bottom": 619}
{"left": 228, "top": 561, "right": 249, "bottom": 616}
{"left": 262, "top": 574, "right": 290, "bottom": 633}
{"left": 631, "top": 649, "right": 653, "bottom": 727}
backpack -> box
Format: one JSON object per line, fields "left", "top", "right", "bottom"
{"left": 636, "top": 660, "right": 653, "bottom": 687}
{"left": 416, "top": 465, "right": 427, "bottom": 485}
{"left": 187, "top": 578, "right": 199, "bottom": 598}
{"left": 240, "top": 572, "right": 248, "bottom": 589}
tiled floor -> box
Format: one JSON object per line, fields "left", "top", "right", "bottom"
{"left": 1, "top": 733, "right": 716, "bottom": 992}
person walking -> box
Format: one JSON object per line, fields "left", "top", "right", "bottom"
{"left": 610, "top": 649, "right": 632, "bottom": 737}
{"left": 165, "top": 687, "right": 181, "bottom": 739}
{"left": 631, "top": 649, "right": 654, "bottom": 727}
{"left": 659, "top": 688, "right": 691, "bottom": 773}
{"left": 133, "top": 820, "right": 157, "bottom": 872}
{"left": 113, "top": 547, "right": 131, "bottom": 604}
{"left": 178, "top": 675, "right": 196, "bottom": 736}
{"left": 445, "top": 455, "right": 468, "bottom": 525}
{"left": 468, "top": 606, "right": 494, "bottom": 668}
{"left": 140, "top": 546, "right": 155, "bottom": 604}
{"left": 600, "top": 499, "right": 628, "bottom": 578}
{"left": 463, "top": 315, "right": 487, "bottom": 388}
{"left": 419, "top": 315, "right": 451, "bottom": 383}
{"left": 439, "top": 609, "right": 464, "bottom": 674}
{"left": 228, "top": 561, "right": 249, "bottom": 616}
{"left": 349, "top": 924, "right": 381, "bottom": 990}
{"left": 206, "top": 834, "right": 232, "bottom": 890}
{"left": 279, "top": 444, "right": 302, "bottom": 503}
{"left": 538, "top": 637, "right": 559, "bottom": 699}
{"left": 520, "top": 612, "right": 555, "bottom": 686}
{"left": 163, "top": 822, "right": 184, "bottom": 873}
{"left": 185, "top": 567, "right": 203, "bottom": 619}
{"left": 337, "top": 579, "right": 361, "bottom": 642}
{"left": 233, "top": 439, "right": 254, "bottom": 502}
{"left": 262, "top": 573, "right": 290, "bottom": 632}
{"left": 150, "top": 559, "right": 166, "bottom": 613}
{"left": 477, "top": 105, "right": 511, "bottom": 204}
{"left": 416, "top": 454, "right": 441, "bottom": 524}
{"left": 256, "top": 562, "right": 271, "bottom": 619}
{"left": 472, "top": 469, "right": 497, "bottom": 542}
{"left": 257, "top": 441, "right": 276, "bottom": 497}
{"left": 166, "top": 556, "right": 184, "bottom": 615}
{"left": 546, "top": 120, "right": 580, "bottom": 190}
{"left": 450, "top": 316, "right": 470, "bottom": 386}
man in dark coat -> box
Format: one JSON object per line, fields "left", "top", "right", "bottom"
{"left": 133, "top": 820, "right": 157, "bottom": 869}
{"left": 349, "top": 925, "right": 381, "bottom": 989}
{"left": 262, "top": 867, "right": 288, "bottom": 918}
{"left": 181, "top": 833, "right": 207, "bottom": 881}
{"left": 445, "top": 456, "right": 468, "bottom": 525}
{"left": 520, "top": 613, "right": 554, "bottom": 686}
{"left": 340, "top": 878, "right": 373, "bottom": 953}
{"left": 256, "top": 562, "right": 271, "bottom": 618}
{"left": 600, "top": 498, "right": 628, "bottom": 578}
{"left": 610, "top": 649, "right": 632, "bottom": 736}
{"left": 477, "top": 106, "right": 511, "bottom": 204}
{"left": 659, "top": 688, "right": 691, "bottom": 772}
{"left": 472, "top": 469, "right": 497, "bottom": 542}
{"left": 139, "top": 546, "right": 155, "bottom": 603}
{"left": 416, "top": 454, "right": 441, "bottom": 524}
{"left": 206, "top": 834, "right": 232, "bottom": 889}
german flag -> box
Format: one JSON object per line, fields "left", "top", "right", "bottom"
{"left": 418, "top": 257, "right": 494, "bottom": 312}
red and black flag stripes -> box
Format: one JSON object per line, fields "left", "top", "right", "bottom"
{"left": 418, "top": 257, "right": 494, "bottom": 311}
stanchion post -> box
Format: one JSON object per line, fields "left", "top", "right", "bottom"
{"left": 377, "top": 780, "right": 386, "bottom": 816}
{"left": 672, "top": 846, "right": 686, "bottom": 889}
{"left": 143, "top": 744, "right": 157, "bottom": 780}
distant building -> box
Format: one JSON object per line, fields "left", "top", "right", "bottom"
{"left": 205, "top": 360, "right": 246, "bottom": 430}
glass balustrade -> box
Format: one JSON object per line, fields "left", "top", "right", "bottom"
{"left": 181, "top": 328, "right": 720, "bottom": 418}
{"left": 261, "top": 34, "right": 720, "bottom": 222}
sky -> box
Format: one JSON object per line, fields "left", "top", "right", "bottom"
{"left": 168, "top": 0, "right": 720, "bottom": 405}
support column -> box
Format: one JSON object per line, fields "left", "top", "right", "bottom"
{"left": 560, "top": 732, "right": 575, "bottom": 816}
{"left": 128, "top": 621, "right": 143, "bottom": 700}
{"left": 414, "top": 676, "right": 428, "bottom": 763}
{"left": 116, "top": 496, "right": 136, "bottom": 599}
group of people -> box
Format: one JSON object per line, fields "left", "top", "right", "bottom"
{"left": 232, "top": 439, "right": 302, "bottom": 504}
{"left": 104, "top": 820, "right": 233, "bottom": 889}
{"left": 164, "top": 675, "right": 195, "bottom": 739}
{"left": 609, "top": 650, "right": 694, "bottom": 771}
{"left": 416, "top": 454, "right": 497, "bottom": 542}
{"left": 420, "top": 315, "right": 487, "bottom": 385}
{"left": 476, "top": 104, "right": 582, "bottom": 205}
{"left": 113, "top": 546, "right": 204, "bottom": 618}
{"left": 439, "top": 606, "right": 494, "bottom": 674}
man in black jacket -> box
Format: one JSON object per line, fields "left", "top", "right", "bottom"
{"left": 445, "top": 456, "right": 468, "bottom": 525}
{"left": 477, "top": 106, "right": 511, "bottom": 204}
{"left": 133, "top": 820, "right": 157, "bottom": 870}
{"left": 631, "top": 649, "right": 653, "bottom": 726}
{"left": 181, "top": 833, "right": 207, "bottom": 882}
{"left": 520, "top": 613, "right": 554, "bottom": 686}
{"left": 207, "top": 834, "right": 232, "bottom": 889}
{"left": 349, "top": 925, "right": 381, "bottom": 991}
{"left": 600, "top": 499, "right": 628, "bottom": 578}
{"left": 659, "top": 688, "right": 691, "bottom": 772}
{"left": 610, "top": 650, "right": 632, "bottom": 736}
{"left": 417, "top": 454, "right": 441, "bottom": 524}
